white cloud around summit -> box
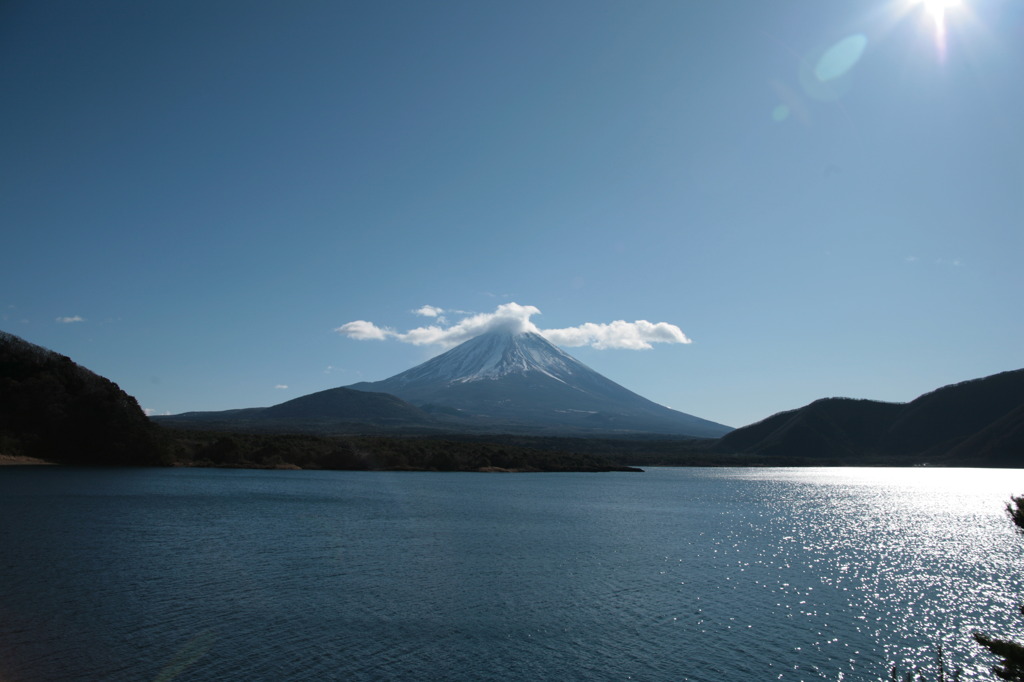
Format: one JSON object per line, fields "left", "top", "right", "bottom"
{"left": 335, "top": 303, "right": 692, "bottom": 350}
{"left": 543, "top": 320, "right": 691, "bottom": 350}
{"left": 337, "top": 319, "right": 390, "bottom": 341}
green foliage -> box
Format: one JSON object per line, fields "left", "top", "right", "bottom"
{"left": 974, "top": 634, "right": 1024, "bottom": 681}
{"left": 889, "top": 497, "right": 1024, "bottom": 681}
{"left": 1007, "top": 496, "right": 1024, "bottom": 532}
{"left": 971, "top": 496, "right": 1024, "bottom": 681}
{"left": 889, "top": 647, "right": 962, "bottom": 681}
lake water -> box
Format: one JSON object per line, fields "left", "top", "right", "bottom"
{"left": 2, "top": 467, "right": 1024, "bottom": 681}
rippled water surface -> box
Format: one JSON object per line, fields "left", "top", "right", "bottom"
{"left": 2, "top": 466, "right": 1024, "bottom": 681}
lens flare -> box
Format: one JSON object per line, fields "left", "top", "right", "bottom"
{"left": 815, "top": 34, "right": 869, "bottom": 82}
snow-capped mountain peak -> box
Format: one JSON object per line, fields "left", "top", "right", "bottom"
{"left": 391, "top": 330, "right": 584, "bottom": 385}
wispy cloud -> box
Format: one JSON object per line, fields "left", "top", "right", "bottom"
{"left": 906, "top": 255, "right": 963, "bottom": 266}
{"left": 56, "top": 315, "right": 84, "bottom": 324}
{"left": 413, "top": 304, "right": 448, "bottom": 324}
{"left": 336, "top": 303, "right": 692, "bottom": 351}
{"left": 337, "top": 319, "right": 390, "bottom": 341}
{"left": 544, "top": 320, "right": 691, "bottom": 350}
{"left": 274, "top": 384, "right": 289, "bottom": 390}
{"left": 413, "top": 305, "right": 445, "bottom": 317}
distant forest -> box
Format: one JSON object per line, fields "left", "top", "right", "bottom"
{"left": 163, "top": 430, "right": 646, "bottom": 472}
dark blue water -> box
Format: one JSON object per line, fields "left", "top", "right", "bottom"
{"left": 2, "top": 467, "right": 1023, "bottom": 681}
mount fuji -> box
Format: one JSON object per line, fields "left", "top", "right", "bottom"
{"left": 156, "top": 329, "right": 731, "bottom": 438}
{"left": 346, "top": 330, "right": 731, "bottom": 438}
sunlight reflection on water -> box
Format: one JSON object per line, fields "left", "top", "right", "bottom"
{"left": 709, "top": 467, "right": 1024, "bottom": 679}
{"left": 1, "top": 467, "right": 1023, "bottom": 681}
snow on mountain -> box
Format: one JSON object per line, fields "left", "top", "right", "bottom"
{"left": 387, "top": 331, "right": 582, "bottom": 386}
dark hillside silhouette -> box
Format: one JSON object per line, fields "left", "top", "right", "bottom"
{"left": 715, "top": 398, "right": 901, "bottom": 459}
{"left": 0, "top": 331, "right": 167, "bottom": 465}
{"left": 715, "top": 369, "right": 1024, "bottom": 465}
{"left": 883, "top": 370, "right": 1024, "bottom": 457}
{"left": 944, "top": 404, "right": 1024, "bottom": 467}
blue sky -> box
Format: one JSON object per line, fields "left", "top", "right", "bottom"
{"left": 2, "top": 0, "right": 1022, "bottom": 429}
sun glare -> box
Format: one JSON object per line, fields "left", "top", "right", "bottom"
{"left": 912, "top": 0, "right": 962, "bottom": 58}
{"left": 919, "top": 0, "right": 961, "bottom": 20}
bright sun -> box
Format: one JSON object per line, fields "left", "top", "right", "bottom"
{"left": 918, "top": 0, "right": 961, "bottom": 23}
{"left": 911, "top": 0, "right": 962, "bottom": 58}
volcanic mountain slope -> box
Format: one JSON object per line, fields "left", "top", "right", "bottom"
{"left": 154, "top": 386, "right": 440, "bottom": 434}
{"left": 347, "top": 330, "right": 731, "bottom": 437}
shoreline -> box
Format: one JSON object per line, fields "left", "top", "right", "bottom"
{"left": 0, "top": 454, "right": 57, "bottom": 466}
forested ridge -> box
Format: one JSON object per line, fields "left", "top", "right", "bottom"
{"left": 0, "top": 331, "right": 168, "bottom": 465}
{"left": 713, "top": 370, "right": 1024, "bottom": 466}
